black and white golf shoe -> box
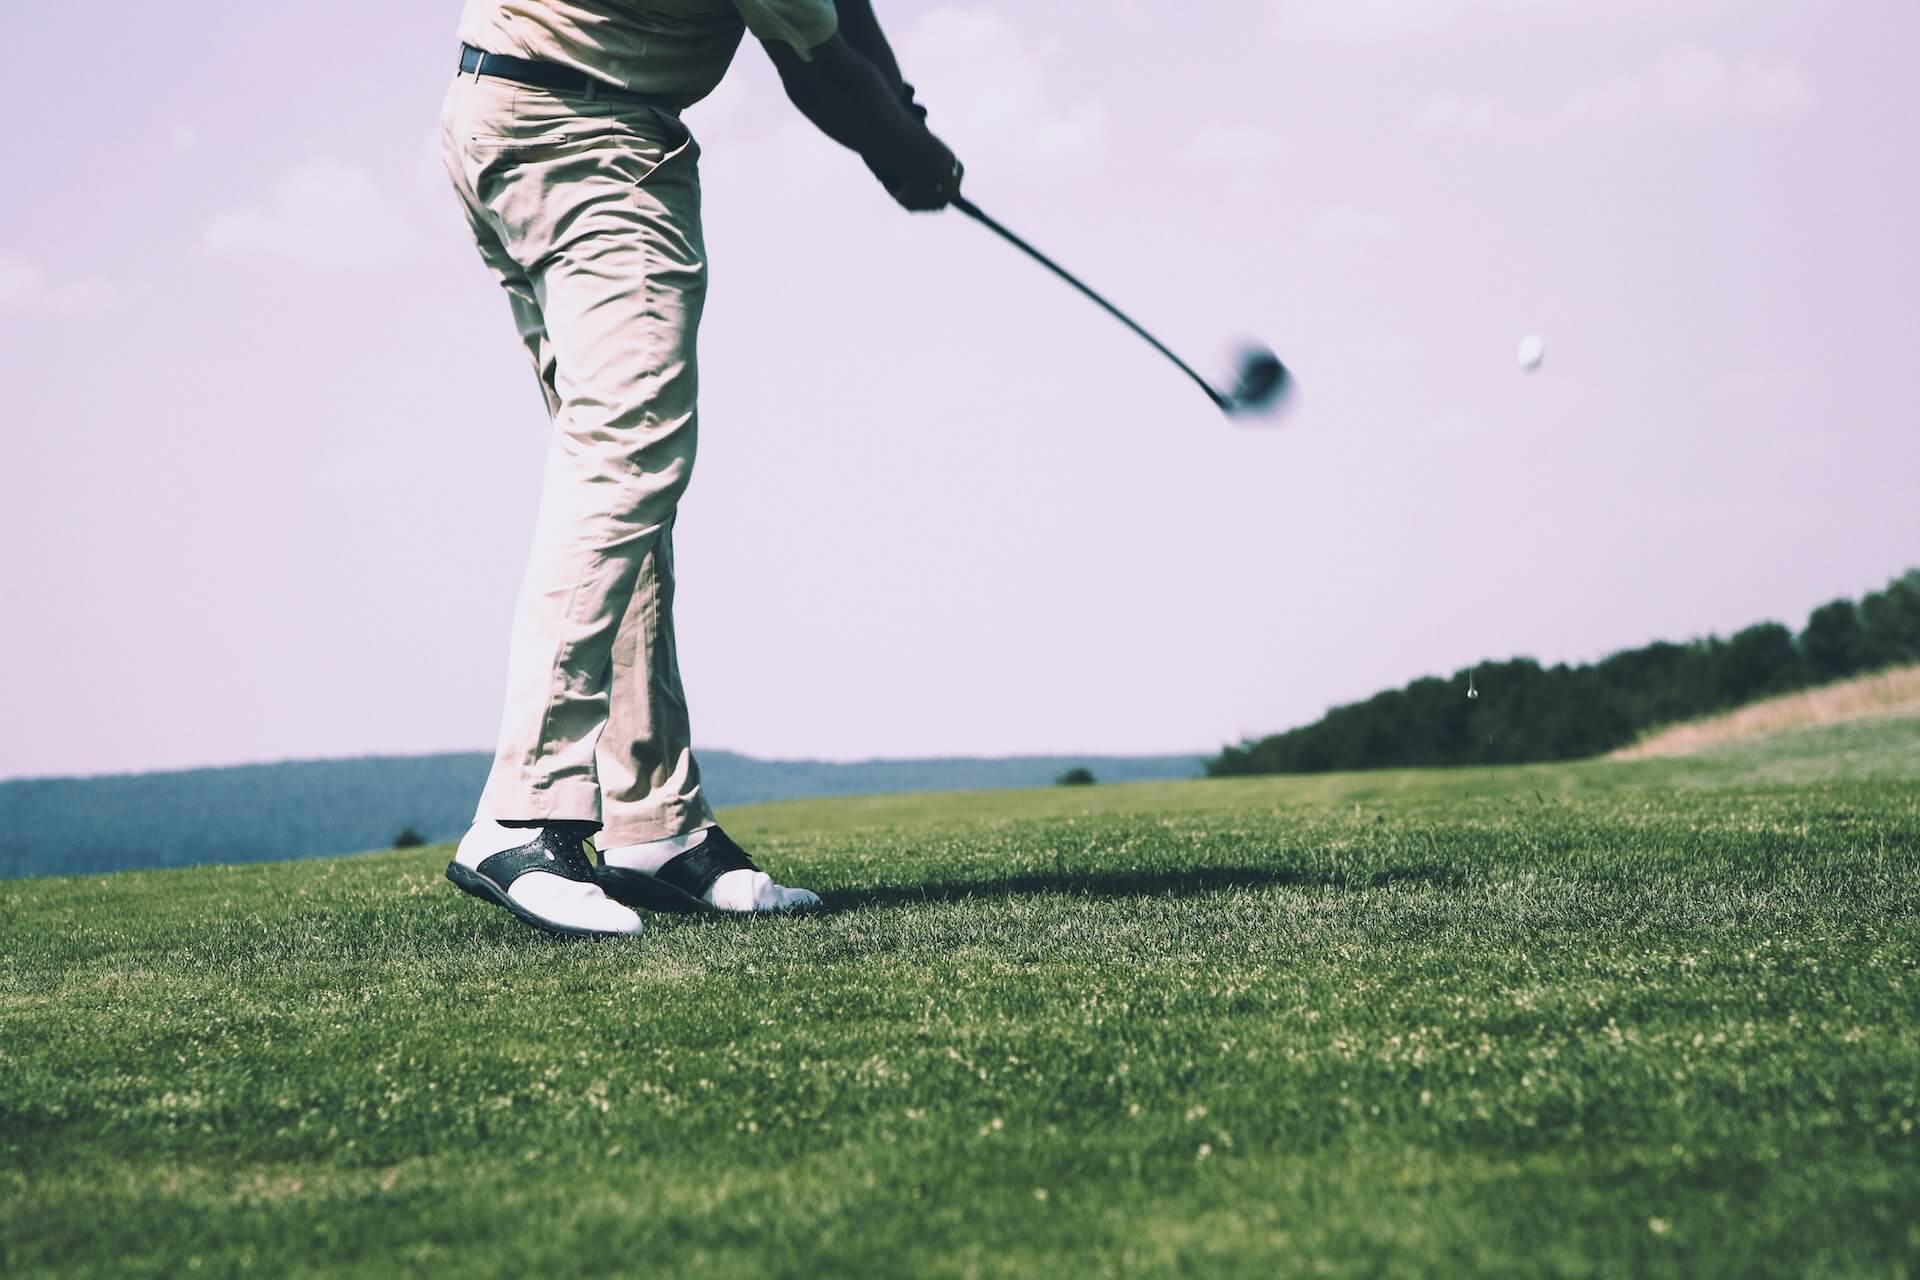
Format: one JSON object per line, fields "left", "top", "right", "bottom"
{"left": 446, "top": 820, "right": 644, "bottom": 939}
{"left": 597, "top": 826, "right": 822, "bottom": 916}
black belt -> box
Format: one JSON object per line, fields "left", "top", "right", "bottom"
{"left": 457, "top": 44, "right": 677, "bottom": 110}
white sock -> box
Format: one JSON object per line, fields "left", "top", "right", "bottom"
{"left": 456, "top": 818, "right": 529, "bottom": 870}
{"left": 601, "top": 826, "right": 820, "bottom": 913}
{"left": 599, "top": 825, "right": 712, "bottom": 874}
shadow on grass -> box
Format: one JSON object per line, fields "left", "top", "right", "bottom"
{"left": 825, "top": 862, "right": 1466, "bottom": 912}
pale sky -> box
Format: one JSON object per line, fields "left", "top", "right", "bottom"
{"left": 3, "top": 0, "right": 1917, "bottom": 780}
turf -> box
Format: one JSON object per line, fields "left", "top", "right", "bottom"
{"left": 2, "top": 726, "right": 1917, "bottom": 1277}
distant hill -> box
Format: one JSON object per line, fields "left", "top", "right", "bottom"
{"left": 0, "top": 750, "right": 1201, "bottom": 880}
{"left": 1211, "top": 568, "right": 1920, "bottom": 777}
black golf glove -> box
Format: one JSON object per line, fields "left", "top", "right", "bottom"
{"left": 900, "top": 80, "right": 929, "bottom": 122}
{"left": 863, "top": 83, "right": 961, "bottom": 211}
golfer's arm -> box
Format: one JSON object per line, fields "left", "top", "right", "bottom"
{"left": 830, "top": 0, "right": 905, "bottom": 93}
{"left": 764, "top": 31, "right": 923, "bottom": 162}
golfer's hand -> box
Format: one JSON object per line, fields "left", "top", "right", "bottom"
{"left": 868, "top": 130, "right": 963, "bottom": 212}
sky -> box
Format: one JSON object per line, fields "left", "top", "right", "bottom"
{"left": 3, "top": 0, "right": 1917, "bottom": 780}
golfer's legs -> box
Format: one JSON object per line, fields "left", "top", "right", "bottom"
{"left": 493, "top": 314, "right": 707, "bottom": 843}
{"left": 440, "top": 74, "right": 712, "bottom": 830}
{"left": 597, "top": 518, "right": 711, "bottom": 844}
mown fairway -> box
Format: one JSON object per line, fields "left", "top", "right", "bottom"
{"left": 4, "top": 721, "right": 1918, "bottom": 1277}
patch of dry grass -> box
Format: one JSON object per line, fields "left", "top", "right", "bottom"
{"left": 1613, "top": 662, "right": 1920, "bottom": 760}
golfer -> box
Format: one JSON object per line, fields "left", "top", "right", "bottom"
{"left": 439, "top": 0, "right": 961, "bottom": 937}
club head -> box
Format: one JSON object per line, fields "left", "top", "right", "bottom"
{"left": 1222, "top": 346, "right": 1292, "bottom": 418}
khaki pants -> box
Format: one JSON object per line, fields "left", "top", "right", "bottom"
{"left": 439, "top": 70, "right": 713, "bottom": 845}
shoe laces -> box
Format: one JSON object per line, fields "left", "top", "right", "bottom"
{"left": 531, "top": 825, "right": 599, "bottom": 882}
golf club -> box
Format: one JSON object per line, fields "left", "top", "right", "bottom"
{"left": 952, "top": 194, "right": 1290, "bottom": 417}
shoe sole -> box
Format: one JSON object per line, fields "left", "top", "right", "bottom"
{"left": 596, "top": 865, "right": 824, "bottom": 917}
{"left": 445, "top": 861, "right": 643, "bottom": 939}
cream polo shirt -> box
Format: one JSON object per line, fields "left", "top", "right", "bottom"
{"left": 457, "top": 0, "right": 839, "bottom": 105}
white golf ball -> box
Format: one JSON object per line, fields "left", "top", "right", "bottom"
{"left": 1517, "top": 334, "right": 1546, "bottom": 371}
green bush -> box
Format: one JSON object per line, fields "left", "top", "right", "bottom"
{"left": 1055, "top": 767, "right": 1097, "bottom": 787}
{"left": 1802, "top": 599, "right": 1872, "bottom": 681}
{"left": 1859, "top": 570, "right": 1920, "bottom": 665}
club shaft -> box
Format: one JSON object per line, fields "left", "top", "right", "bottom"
{"left": 952, "top": 196, "right": 1228, "bottom": 409}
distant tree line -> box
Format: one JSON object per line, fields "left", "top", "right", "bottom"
{"left": 1208, "top": 568, "right": 1920, "bottom": 777}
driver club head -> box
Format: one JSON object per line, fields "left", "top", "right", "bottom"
{"left": 1222, "top": 345, "right": 1292, "bottom": 418}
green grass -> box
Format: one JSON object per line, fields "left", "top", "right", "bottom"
{"left": 3, "top": 723, "right": 1917, "bottom": 1277}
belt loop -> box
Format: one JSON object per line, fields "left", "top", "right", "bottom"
{"left": 583, "top": 78, "right": 598, "bottom": 103}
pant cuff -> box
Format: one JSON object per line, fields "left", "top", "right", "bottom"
{"left": 475, "top": 776, "right": 604, "bottom": 827}
{"left": 598, "top": 798, "right": 715, "bottom": 847}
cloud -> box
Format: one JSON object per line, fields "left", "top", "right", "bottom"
{"left": 1191, "top": 122, "right": 1282, "bottom": 165}
{"left": 202, "top": 159, "right": 404, "bottom": 268}
{"left": 1312, "top": 208, "right": 1397, "bottom": 245}
{"left": 1269, "top": 0, "right": 1728, "bottom": 42}
{"left": 1270, "top": 0, "right": 1472, "bottom": 42}
{"left": 0, "top": 253, "right": 122, "bottom": 314}
{"left": 897, "top": 7, "right": 1107, "bottom": 161}
{"left": 44, "top": 276, "right": 122, "bottom": 312}
{"left": 0, "top": 255, "right": 39, "bottom": 307}
{"left": 1416, "top": 47, "right": 1813, "bottom": 142}
{"left": 419, "top": 122, "right": 450, "bottom": 188}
